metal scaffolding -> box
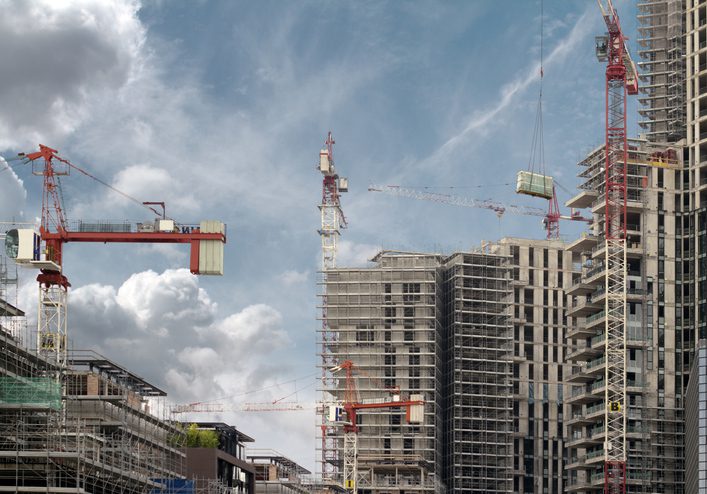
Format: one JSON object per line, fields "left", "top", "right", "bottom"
{"left": 317, "top": 251, "right": 444, "bottom": 493}
{"left": 442, "top": 251, "right": 513, "bottom": 493}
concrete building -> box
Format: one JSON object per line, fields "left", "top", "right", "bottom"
{"left": 497, "top": 238, "right": 576, "bottom": 493}
{"left": 564, "top": 138, "right": 684, "bottom": 492}
{"left": 318, "top": 240, "right": 576, "bottom": 493}
{"left": 442, "top": 249, "right": 513, "bottom": 493}
{"left": 247, "top": 449, "right": 311, "bottom": 493}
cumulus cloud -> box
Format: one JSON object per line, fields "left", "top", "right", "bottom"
{"left": 64, "top": 269, "right": 292, "bottom": 404}
{"left": 0, "top": 0, "right": 145, "bottom": 150}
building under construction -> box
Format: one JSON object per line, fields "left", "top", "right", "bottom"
{"left": 318, "top": 251, "right": 445, "bottom": 493}
{"left": 0, "top": 324, "right": 188, "bottom": 492}
{"left": 564, "top": 137, "right": 685, "bottom": 492}
{"left": 319, "top": 242, "right": 574, "bottom": 493}
{"left": 637, "top": 0, "right": 686, "bottom": 143}
{"left": 0, "top": 247, "right": 189, "bottom": 493}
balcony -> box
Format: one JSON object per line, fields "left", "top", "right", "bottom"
{"left": 566, "top": 341, "right": 602, "bottom": 361}
{"left": 567, "top": 321, "right": 600, "bottom": 339}
{"left": 568, "top": 296, "right": 601, "bottom": 318}
{"left": 567, "top": 275, "right": 595, "bottom": 296}
{"left": 566, "top": 189, "right": 599, "bottom": 209}
{"left": 567, "top": 233, "right": 599, "bottom": 254}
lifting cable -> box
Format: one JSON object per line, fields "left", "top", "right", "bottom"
{"left": 526, "top": 0, "right": 549, "bottom": 197}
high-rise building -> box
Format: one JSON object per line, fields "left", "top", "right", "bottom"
{"left": 442, "top": 249, "right": 513, "bottom": 493}
{"left": 318, "top": 239, "right": 577, "bottom": 494}
{"left": 563, "top": 138, "right": 685, "bottom": 492}
{"left": 498, "top": 238, "right": 575, "bottom": 493}
{"left": 318, "top": 251, "right": 445, "bottom": 493}
{"left": 684, "top": 340, "right": 707, "bottom": 492}
{"left": 637, "top": 0, "right": 686, "bottom": 143}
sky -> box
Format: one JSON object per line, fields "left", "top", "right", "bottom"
{"left": 0, "top": 0, "right": 640, "bottom": 473}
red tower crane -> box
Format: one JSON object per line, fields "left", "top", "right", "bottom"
{"left": 595, "top": 1, "right": 638, "bottom": 492}
{"left": 329, "top": 360, "right": 424, "bottom": 494}
{"left": 6, "top": 144, "right": 226, "bottom": 367}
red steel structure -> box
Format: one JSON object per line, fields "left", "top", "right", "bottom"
{"left": 330, "top": 360, "right": 423, "bottom": 493}
{"left": 16, "top": 144, "right": 226, "bottom": 367}
{"left": 22, "top": 144, "right": 225, "bottom": 279}
{"left": 596, "top": 1, "right": 638, "bottom": 492}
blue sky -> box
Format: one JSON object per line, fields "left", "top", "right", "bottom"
{"left": 0, "top": 0, "right": 640, "bottom": 472}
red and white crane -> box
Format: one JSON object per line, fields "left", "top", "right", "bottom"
{"left": 5, "top": 144, "right": 226, "bottom": 367}
{"left": 317, "top": 132, "right": 349, "bottom": 481}
{"left": 329, "top": 360, "right": 424, "bottom": 494}
{"left": 595, "top": 0, "right": 637, "bottom": 492}
{"left": 369, "top": 184, "right": 591, "bottom": 239}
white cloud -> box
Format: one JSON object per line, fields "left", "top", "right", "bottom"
{"left": 337, "top": 240, "right": 379, "bottom": 267}
{"left": 58, "top": 269, "right": 293, "bottom": 405}
{"left": 0, "top": 0, "right": 145, "bottom": 150}
{"left": 278, "top": 270, "right": 309, "bottom": 286}
{"left": 419, "top": 6, "right": 596, "bottom": 170}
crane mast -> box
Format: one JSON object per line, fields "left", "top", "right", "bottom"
{"left": 317, "top": 132, "right": 348, "bottom": 482}
{"left": 329, "top": 360, "right": 423, "bottom": 494}
{"left": 595, "top": 0, "right": 636, "bottom": 491}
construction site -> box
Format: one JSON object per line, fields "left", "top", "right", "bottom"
{"left": 3, "top": 0, "right": 707, "bottom": 493}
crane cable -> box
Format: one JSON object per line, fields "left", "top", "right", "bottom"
{"left": 61, "top": 159, "right": 169, "bottom": 219}
{"left": 19, "top": 151, "right": 169, "bottom": 220}
{"left": 526, "top": 0, "right": 549, "bottom": 197}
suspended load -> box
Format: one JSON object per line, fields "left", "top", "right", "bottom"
{"left": 516, "top": 171, "right": 554, "bottom": 200}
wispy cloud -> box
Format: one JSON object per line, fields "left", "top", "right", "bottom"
{"left": 417, "top": 6, "right": 596, "bottom": 171}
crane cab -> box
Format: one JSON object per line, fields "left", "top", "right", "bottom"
{"left": 595, "top": 35, "right": 609, "bottom": 62}
{"left": 4, "top": 229, "right": 40, "bottom": 263}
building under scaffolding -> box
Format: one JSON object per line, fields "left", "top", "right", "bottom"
{"left": 442, "top": 250, "right": 513, "bottom": 493}
{"left": 0, "top": 248, "right": 193, "bottom": 493}
{"left": 0, "top": 334, "right": 188, "bottom": 492}
{"left": 319, "top": 249, "right": 531, "bottom": 493}
{"left": 318, "top": 251, "right": 445, "bottom": 493}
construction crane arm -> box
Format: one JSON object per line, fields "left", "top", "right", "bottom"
{"left": 171, "top": 401, "right": 309, "bottom": 414}
{"left": 368, "top": 184, "right": 547, "bottom": 218}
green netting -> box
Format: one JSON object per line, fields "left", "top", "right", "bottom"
{"left": 0, "top": 377, "right": 62, "bottom": 410}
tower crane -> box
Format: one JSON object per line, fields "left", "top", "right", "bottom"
{"left": 317, "top": 132, "right": 349, "bottom": 481}
{"left": 171, "top": 401, "right": 310, "bottom": 414}
{"left": 328, "top": 360, "right": 424, "bottom": 494}
{"left": 594, "top": 0, "right": 637, "bottom": 492}
{"left": 4, "top": 144, "right": 226, "bottom": 368}
{"left": 368, "top": 184, "right": 591, "bottom": 239}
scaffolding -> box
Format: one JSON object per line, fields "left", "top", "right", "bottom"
{"left": 0, "top": 281, "right": 190, "bottom": 493}
{"left": 317, "top": 251, "right": 445, "bottom": 493}
{"left": 442, "top": 252, "right": 513, "bottom": 493}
